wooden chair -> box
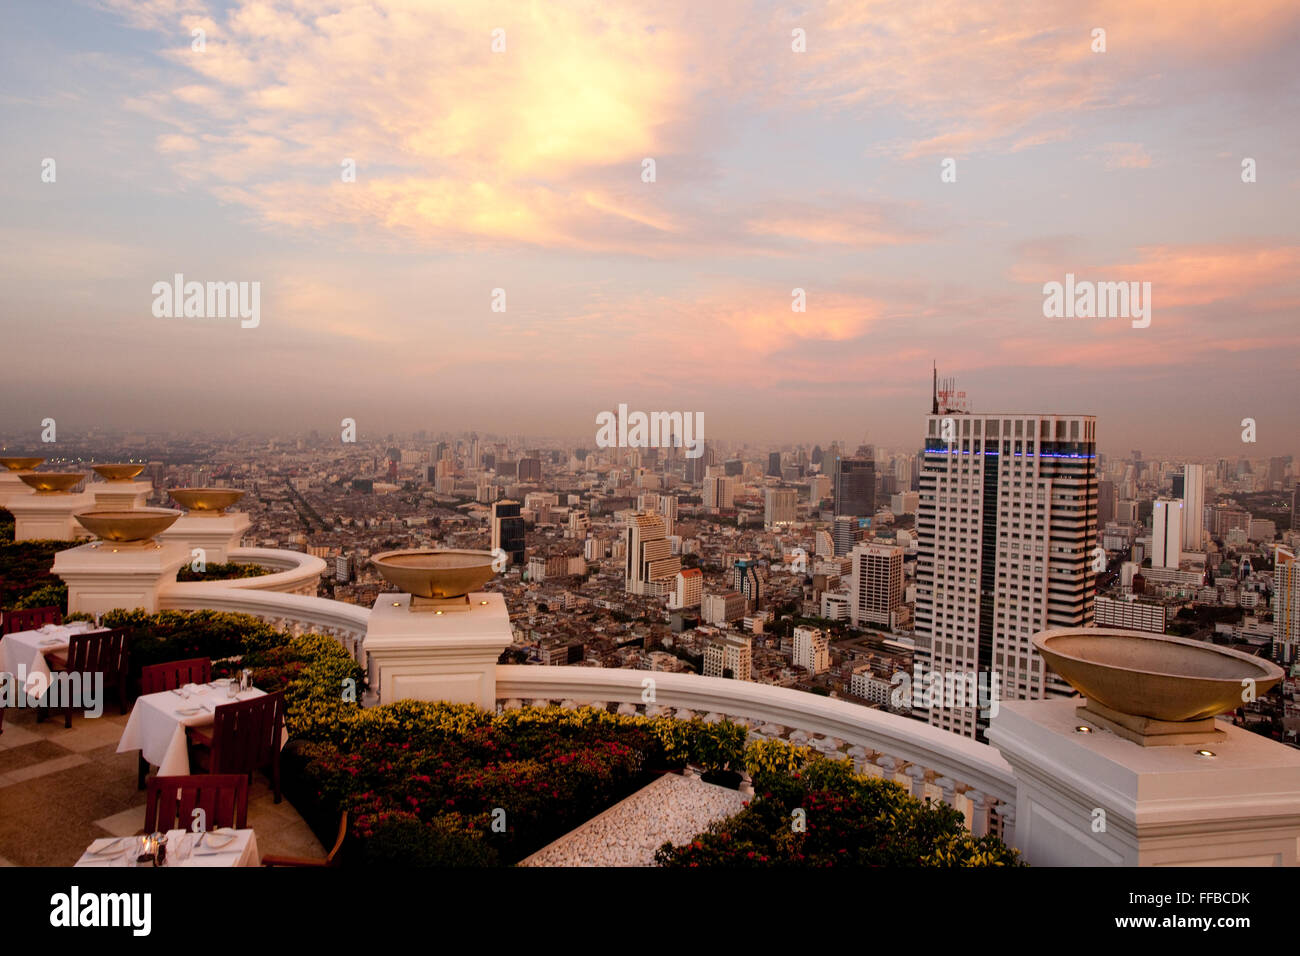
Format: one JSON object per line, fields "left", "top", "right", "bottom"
{"left": 137, "top": 658, "right": 213, "bottom": 788}
{"left": 3, "top": 605, "right": 62, "bottom": 634}
{"left": 41, "top": 627, "right": 131, "bottom": 727}
{"left": 141, "top": 657, "right": 212, "bottom": 694}
{"left": 143, "top": 774, "right": 249, "bottom": 832}
{"left": 262, "top": 813, "right": 348, "bottom": 868}
{"left": 188, "top": 691, "right": 285, "bottom": 803}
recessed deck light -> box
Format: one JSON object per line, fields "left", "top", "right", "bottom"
{"left": 1075, "top": 725, "right": 1092, "bottom": 734}
{"left": 1196, "top": 749, "right": 1216, "bottom": 758}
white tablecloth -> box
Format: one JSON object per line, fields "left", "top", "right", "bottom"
{"left": 75, "top": 829, "right": 260, "bottom": 867}
{"left": 0, "top": 622, "right": 102, "bottom": 697}
{"left": 118, "top": 683, "right": 267, "bottom": 777}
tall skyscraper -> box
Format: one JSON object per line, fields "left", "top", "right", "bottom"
{"left": 916, "top": 411, "right": 1098, "bottom": 740}
{"left": 1152, "top": 498, "right": 1183, "bottom": 568}
{"left": 1292, "top": 484, "right": 1299, "bottom": 531}
{"left": 764, "top": 487, "right": 797, "bottom": 530}
{"left": 1097, "top": 479, "right": 1116, "bottom": 529}
{"left": 490, "top": 500, "right": 526, "bottom": 566}
{"left": 834, "top": 456, "right": 875, "bottom": 517}
{"left": 624, "top": 512, "right": 680, "bottom": 596}
{"left": 703, "top": 475, "right": 734, "bottom": 509}
{"left": 848, "top": 542, "right": 904, "bottom": 628}
{"left": 767, "top": 452, "right": 782, "bottom": 477}
{"left": 1274, "top": 547, "right": 1299, "bottom": 663}
{"left": 1182, "top": 464, "right": 1205, "bottom": 551}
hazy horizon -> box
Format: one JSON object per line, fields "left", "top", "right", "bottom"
{"left": 2, "top": 0, "right": 1298, "bottom": 455}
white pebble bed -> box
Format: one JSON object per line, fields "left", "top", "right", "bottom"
{"left": 519, "top": 773, "right": 750, "bottom": 867}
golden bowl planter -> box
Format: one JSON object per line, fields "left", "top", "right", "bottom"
{"left": 0, "top": 457, "right": 45, "bottom": 472}
{"left": 1034, "top": 629, "right": 1284, "bottom": 746}
{"left": 74, "top": 508, "right": 183, "bottom": 543}
{"left": 371, "top": 549, "right": 498, "bottom": 608}
{"left": 92, "top": 463, "right": 145, "bottom": 482}
{"left": 18, "top": 473, "right": 86, "bottom": 494}
{"left": 169, "top": 488, "right": 245, "bottom": 515}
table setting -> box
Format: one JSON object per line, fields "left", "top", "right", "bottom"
{"left": 74, "top": 828, "right": 260, "bottom": 867}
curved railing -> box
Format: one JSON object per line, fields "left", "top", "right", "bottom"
{"left": 157, "top": 583, "right": 370, "bottom": 662}
{"left": 217, "top": 547, "right": 326, "bottom": 595}
{"left": 495, "top": 664, "right": 1017, "bottom": 839}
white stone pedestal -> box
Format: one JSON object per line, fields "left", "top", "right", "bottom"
{"left": 0, "top": 472, "right": 35, "bottom": 509}
{"left": 987, "top": 698, "right": 1300, "bottom": 866}
{"left": 363, "top": 592, "right": 512, "bottom": 710}
{"left": 7, "top": 492, "right": 94, "bottom": 541}
{"left": 156, "top": 512, "right": 251, "bottom": 563}
{"left": 90, "top": 480, "right": 151, "bottom": 511}
{"left": 52, "top": 540, "right": 190, "bottom": 617}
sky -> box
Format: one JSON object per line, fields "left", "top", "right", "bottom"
{"left": 0, "top": 0, "right": 1297, "bottom": 456}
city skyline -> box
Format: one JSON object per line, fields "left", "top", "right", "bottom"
{"left": 2, "top": 0, "right": 1298, "bottom": 454}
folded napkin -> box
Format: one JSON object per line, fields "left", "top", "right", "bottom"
{"left": 86, "top": 836, "right": 128, "bottom": 855}
{"left": 193, "top": 830, "right": 241, "bottom": 855}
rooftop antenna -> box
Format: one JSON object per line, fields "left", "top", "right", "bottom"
{"left": 931, "top": 361, "right": 939, "bottom": 415}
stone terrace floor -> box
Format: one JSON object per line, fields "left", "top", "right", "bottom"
{"left": 0, "top": 705, "right": 324, "bottom": 866}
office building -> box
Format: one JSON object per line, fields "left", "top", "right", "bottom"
{"left": 490, "top": 499, "right": 526, "bottom": 567}
{"left": 834, "top": 456, "right": 876, "bottom": 517}
{"left": 768, "top": 452, "right": 782, "bottom": 477}
{"left": 733, "top": 557, "right": 763, "bottom": 609}
{"left": 848, "top": 543, "right": 904, "bottom": 628}
{"left": 915, "top": 411, "right": 1098, "bottom": 740}
{"left": 624, "top": 512, "right": 680, "bottom": 596}
{"left": 669, "top": 567, "right": 703, "bottom": 610}
{"left": 703, "top": 476, "right": 734, "bottom": 509}
{"left": 1274, "top": 547, "right": 1300, "bottom": 663}
{"left": 1182, "top": 464, "right": 1205, "bottom": 551}
{"left": 793, "top": 625, "right": 830, "bottom": 674}
{"left": 1152, "top": 498, "right": 1183, "bottom": 569}
{"left": 1094, "top": 595, "right": 1167, "bottom": 634}
{"left": 832, "top": 515, "right": 864, "bottom": 556}
{"left": 764, "top": 487, "right": 797, "bottom": 530}
{"left": 703, "top": 632, "right": 752, "bottom": 681}
{"left": 701, "top": 591, "right": 746, "bottom": 625}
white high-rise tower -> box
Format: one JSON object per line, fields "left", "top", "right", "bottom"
{"left": 1182, "top": 464, "right": 1205, "bottom": 551}
{"left": 1152, "top": 498, "right": 1183, "bottom": 569}
{"left": 915, "top": 411, "right": 1099, "bottom": 740}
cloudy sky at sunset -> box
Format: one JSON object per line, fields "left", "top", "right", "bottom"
{"left": 1, "top": 0, "right": 1297, "bottom": 455}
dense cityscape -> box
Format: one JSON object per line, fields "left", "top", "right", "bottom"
{"left": 6, "top": 374, "right": 1295, "bottom": 748}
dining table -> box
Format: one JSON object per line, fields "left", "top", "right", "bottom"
{"left": 0, "top": 621, "right": 104, "bottom": 699}
{"left": 117, "top": 680, "right": 267, "bottom": 778}
{"left": 74, "top": 829, "right": 261, "bottom": 867}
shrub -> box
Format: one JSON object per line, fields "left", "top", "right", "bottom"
{"left": 357, "top": 817, "right": 497, "bottom": 867}
{"left": 176, "top": 562, "right": 271, "bottom": 582}
{"left": 0, "top": 538, "right": 77, "bottom": 609}
{"left": 12, "top": 582, "right": 68, "bottom": 612}
{"left": 655, "top": 755, "right": 1022, "bottom": 868}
